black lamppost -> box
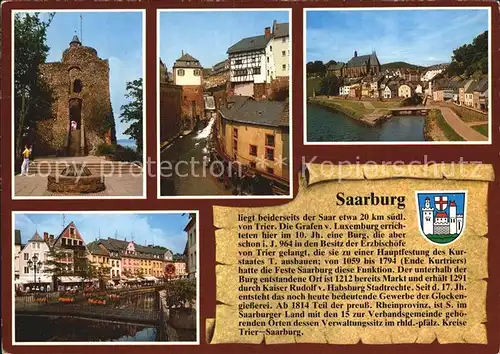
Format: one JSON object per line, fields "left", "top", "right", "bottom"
{"left": 27, "top": 255, "right": 42, "bottom": 293}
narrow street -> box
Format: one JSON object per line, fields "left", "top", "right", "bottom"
{"left": 160, "top": 119, "right": 233, "bottom": 196}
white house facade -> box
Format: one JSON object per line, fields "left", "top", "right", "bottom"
{"left": 19, "top": 232, "right": 52, "bottom": 286}
{"left": 265, "top": 21, "right": 290, "bottom": 82}
{"left": 383, "top": 86, "right": 393, "bottom": 99}
{"left": 340, "top": 85, "right": 350, "bottom": 96}
{"left": 398, "top": 84, "right": 413, "bottom": 98}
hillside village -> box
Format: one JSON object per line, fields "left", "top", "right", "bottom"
{"left": 159, "top": 19, "right": 290, "bottom": 196}
{"left": 307, "top": 51, "right": 488, "bottom": 111}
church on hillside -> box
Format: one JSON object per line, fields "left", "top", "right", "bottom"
{"left": 342, "top": 50, "right": 381, "bottom": 78}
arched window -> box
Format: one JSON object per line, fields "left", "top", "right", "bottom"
{"left": 73, "top": 79, "right": 82, "bottom": 93}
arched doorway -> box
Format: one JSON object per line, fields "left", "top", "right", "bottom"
{"left": 68, "top": 98, "right": 82, "bottom": 156}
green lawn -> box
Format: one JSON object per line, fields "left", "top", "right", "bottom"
{"left": 335, "top": 100, "right": 369, "bottom": 112}
{"left": 432, "top": 110, "right": 465, "bottom": 141}
{"left": 472, "top": 124, "right": 488, "bottom": 137}
{"left": 306, "top": 77, "right": 322, "bottom": 97}
{"left": 310, "top": 98, "right": 373, "bottom": 119}
{"left": 370, "top": 101, "right": 401, "bottom": 109}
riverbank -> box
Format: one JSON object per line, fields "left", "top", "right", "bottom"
{"left": 308, "top": 98, "right": 390, "bottom": 126}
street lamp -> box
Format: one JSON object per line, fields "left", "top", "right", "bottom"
{"left": 27, "top": 255, "right": 42, "bottom": 293}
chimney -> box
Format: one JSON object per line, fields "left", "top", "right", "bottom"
{"left": 273, "top": 20, "right": 277, "bottom": 33}
{"left": 354, "top": 50, "right": 358, "bottom": 57}
{"left": 181, "top": 50, "right": 184, "bottom": 56}
{"left": 49, "top": 234, "right": 54, "bottom": 242}
{"left": 265, "top": 27, "right": 271, "bottom": 38}
{"left": 43, "top": 232, "right": 48, "bottom": 241}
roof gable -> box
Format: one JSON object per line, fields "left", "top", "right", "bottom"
{"left": 220, "top": 97, "right": 288, "bottom": 128}
{"left": 346, "top": 53, "right": 380, "bottom": 68}
{"left": 273, "top": 22, "right": 289, "bottom": 38}
{"left": 174, "top": 53, "right": 202, "bottom": 69}
{"left": 53, "top": 222, "right": 86, "bottom": 247}
{"left": 227, "top": 35, "right": 271, "bottom": 54}
{"left": 29, "top": 231, "right": 43, "bottom": 242}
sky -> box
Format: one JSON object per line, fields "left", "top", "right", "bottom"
{"left": 23, "top": 11, "right": 144, "bottom": 140}
{"left": 306, "top": 9, "right": 489, "bottom": 67}
{"left": 159, "top": 10, "right": 290, "bottom": 70}
{"left": 15, "top": 213, "right": 191, "bottom": 254}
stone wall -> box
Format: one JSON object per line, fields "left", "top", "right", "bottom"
{"left": 160, "top": 83, "right": 183, "bottom": 145}
{"left": 203, "top": 71, "right": 229, "bottom": 91}
{"left": 253, "top": 83, "right": 270, "bottom": 100}
{"left": 158, "top": 290, "right": 197, "bottom": 342}
{"left": 268, "top": 76, "right": 289, "bottom": 101}
{"left": 37, "top": 45, "right": 115, "bottom": 156}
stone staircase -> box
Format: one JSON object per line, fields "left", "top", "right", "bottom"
{"left": 69, "top": 129, "right": 82, "bottom": 156}
{"left": 27, "top": 158, "right": 142, "bottom": 176}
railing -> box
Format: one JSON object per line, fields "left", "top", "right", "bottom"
{"left": 16, "top": 289, "right": 161, "bottom": 326}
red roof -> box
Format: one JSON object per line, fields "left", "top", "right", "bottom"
{"left": 436, "top": 212, "right": 448, "bottom": 218}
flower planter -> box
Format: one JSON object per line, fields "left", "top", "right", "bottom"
{"left": 88, "top": 298, "right": 106, "bottom": 305}
{"left": 34, "top": 297, "right": 48, "bottom": 303}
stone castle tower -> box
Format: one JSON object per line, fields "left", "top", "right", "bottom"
{"left": 36, "top": 34, "right": 116, "bottom": 156}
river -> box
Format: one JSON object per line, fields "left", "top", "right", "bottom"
{"left": 307, "top": 103, "right": 425, "bottom": 142}
{"left": 160, "top": 119, "right": 233, "bottom": 196}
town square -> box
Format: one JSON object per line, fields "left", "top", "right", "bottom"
{"left": 306, "top": 8, "right": 490, "bottom": 143}
{"left": 13, "top": 212, "right": 197, "bottom": 342}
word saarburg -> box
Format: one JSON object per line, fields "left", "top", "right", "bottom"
{"left": 336, "top": 192, "right": 406, "bottom": 210}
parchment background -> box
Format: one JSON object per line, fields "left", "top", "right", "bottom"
{"left": 208, "top": 164, "right": 494, "bottom": 345}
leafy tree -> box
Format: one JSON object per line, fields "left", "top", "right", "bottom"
{"left": 324, "top": 60, "right": 338, "bottom": 69}
{"left": 120, "top": 78, "right": 143, "bottom": 154}
{"left": 14, "top": 12, "right": 55, "bottom": 157}
{"left": 83, "top": 263, "right": 111, "bottom": 290}
{"left": 306, "top": 61, "right": 326, "bottom": 77}
{"left": 446, "top": 31, "right": 488, "bottom": 78}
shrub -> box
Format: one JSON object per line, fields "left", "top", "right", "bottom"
{"left": 165, "top": 279, "right": 196, "bottom": 308}
{"left": 96, "top": 143, "right": 116, "bottom": 156}
{"left": 114, "top": 145, "right": 141, "bottom": 162}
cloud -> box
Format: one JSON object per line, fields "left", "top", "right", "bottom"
{"left": 306, "top": 9, "right": 488, "bottom": 66}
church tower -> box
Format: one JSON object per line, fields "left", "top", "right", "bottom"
{"left": 422, "top": 197, "right": 434, "bottom": 235}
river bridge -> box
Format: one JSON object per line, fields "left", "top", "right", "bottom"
{"left": 15, "top": 289, "right": 161, "bottom": 327}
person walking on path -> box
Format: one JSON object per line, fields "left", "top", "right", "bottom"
{"left": 20, "top": 144, "right": 32, "bottom": 176}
